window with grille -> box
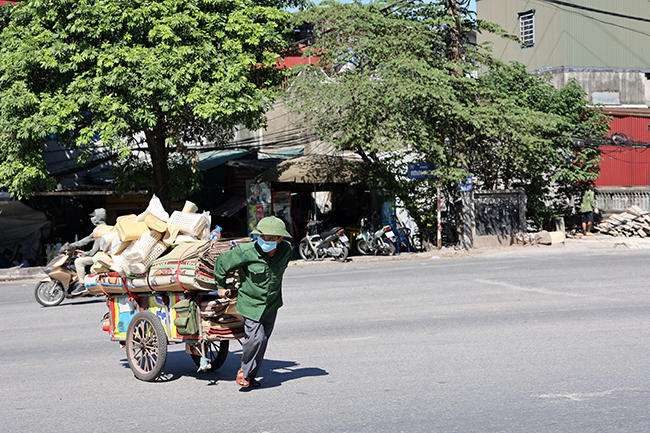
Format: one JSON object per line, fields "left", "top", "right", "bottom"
{"left": 519, "top": 10, "right": 535, "bottom": 47}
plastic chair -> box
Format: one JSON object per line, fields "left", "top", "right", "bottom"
{"left": 391, "top": 224, "right": 411, "bottom": 254}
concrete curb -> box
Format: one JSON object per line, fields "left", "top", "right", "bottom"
{"left": 2, "top": 233, "right": 648, "bottom": 282}
{"left": 0, "top": 266, "right": 45, "bottom": 282}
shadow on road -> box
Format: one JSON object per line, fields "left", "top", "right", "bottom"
{"left": 119, "top": 348, "right": 328, "bottom": 388}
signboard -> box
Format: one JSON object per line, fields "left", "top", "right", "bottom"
{"left": 246, "top": 181, "right": 271, "bottom": 236}
{"left": 459, "top": 175, "right": 473, "bottom": 192}
{"left": 272, "top": 191, "right": 293, "bottom": 240}
{"left": 408, "top": 163, "right": 436, "bottom": 179}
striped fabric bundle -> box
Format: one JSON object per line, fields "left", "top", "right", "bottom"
{"left": 85, "top": 238, "right": 252, "bottom": 295}
{"left": 199, "top": 295, "right": 245, "bottom": 339}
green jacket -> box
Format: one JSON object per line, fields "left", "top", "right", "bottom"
{"left": 214, "top": 240, "right": 292, "bottom": 322}
{"left": 581, "top": 189, "right": 596, "bottom": 213}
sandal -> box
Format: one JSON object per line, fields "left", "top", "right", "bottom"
{"left": 236, "top": 368, "right": 249, "bottom": 388}
{"left": 249, "top": 378, "right": 261, "bottom": 388}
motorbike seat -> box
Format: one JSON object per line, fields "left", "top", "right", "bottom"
{"left": 305, "top": 220, "right": 321, "bottom": 235}
{"left": 321, "top": 227, "right": 341, "bottom": 238}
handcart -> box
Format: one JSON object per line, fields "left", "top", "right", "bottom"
{"left": 104, "top": 289, "right": 244, "bottom": 382}
{"left": 88, "top": 234, "right": 252, "bottom": 382}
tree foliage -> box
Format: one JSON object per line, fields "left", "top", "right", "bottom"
{"left": 287, "top": 0, "right": 610, "bottom": 242}
{"left": 0, "top": 0, "right": 301, "bottom": 205}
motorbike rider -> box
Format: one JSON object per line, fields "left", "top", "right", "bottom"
{"left": 70, "top": 208, "right": 106, "bottom": 294}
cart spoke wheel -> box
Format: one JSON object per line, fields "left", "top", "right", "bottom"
{"left": 191, "top": 339, "right": 230, "bottom": 372}
{"left": 126, "top": 311, "right": 167, "bottom": 381}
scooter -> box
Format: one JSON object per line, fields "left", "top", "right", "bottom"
{"left": 298, "top": 220, "right": 350, "bottom": 262}
{"left": 356, "top": 217, "right": 396, "bottom": 256}
{"left": 34, "top": 243, "right": 94, "bottom": 307}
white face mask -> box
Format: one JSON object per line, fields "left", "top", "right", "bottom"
{"left": 257, "top": 238, "right": 277, "bottom": 252}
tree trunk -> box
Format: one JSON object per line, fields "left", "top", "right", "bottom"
{"left": 144, "top": 114, "right": 171, "bottom": 211}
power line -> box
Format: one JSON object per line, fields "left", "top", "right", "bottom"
{"left": 539, "top": 0, "right": 650, "bottom": 24}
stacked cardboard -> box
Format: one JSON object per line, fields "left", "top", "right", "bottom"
{"left": 595, "top": 205, "right": 650, "bottom": 237}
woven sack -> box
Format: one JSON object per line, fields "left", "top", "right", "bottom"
{"left": 126, "top": 241, "right": 168, "bottom": 275}
{"left": 123, "top": 230, "right": 163, "bottom": 263}
{"left": 168, "top": 211, "right": 210, "bottom": 237}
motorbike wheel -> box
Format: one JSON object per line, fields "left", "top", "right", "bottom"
{"left": 299, "top": 239, "right": 317, "bottom": 261}
{"left": 190, "top": 339, "right": 229, "bottom": 372}
{"left": 334, "top": 241, "right": 349, "bottom": 262}
{"left": 34, "top": 280, "right": 65, "bottom": 307}
{"left": 126, "top": 311, "right": 168, "bottom": 382}
{"left": 378, "top": 237, "right": 396, "bottom": 256}
{"left": 356, "top": 238, "right": 372, "bottom": 255}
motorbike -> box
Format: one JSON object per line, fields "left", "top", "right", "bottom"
{"left": 34, "top": 243, "right": 94, "bottom": 307}
{"left": 298, "top": 220, "right": 350, "bottom": 262}
{"left": 355, "top": 217, "right": 396, "bottom": 256}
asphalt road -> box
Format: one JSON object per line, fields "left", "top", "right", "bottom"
{"left": 2, "top": 248, "right": 650, "bottom": 433}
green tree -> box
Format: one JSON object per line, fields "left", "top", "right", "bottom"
{"left": 0, "top": 0, "right": 301, "bottom": 206}
{"left": 287, "top": 0, "right": 609, "bottom": 246}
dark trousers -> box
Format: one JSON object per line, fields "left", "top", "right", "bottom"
{"left": 241, "top": 311, "right": 277, "bottom": 380}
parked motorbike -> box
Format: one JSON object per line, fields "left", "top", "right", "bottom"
{"left": 298, "top": 220, "right": 350, "bottom": 262}
{"left": 34, "top": 243, "right": 93, "bottom": 307}
{"left": 356, "top": 217, "right": 396, "bottom": 256}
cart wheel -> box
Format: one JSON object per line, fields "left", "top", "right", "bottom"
{"left": 126, "top": 311, "right": 168, "bottom": 381}
{"left": 191, "top": 340, "right": 230, "bottom": 371}
{"left": 34, "top": 280, "right": 65, "bottom": 307}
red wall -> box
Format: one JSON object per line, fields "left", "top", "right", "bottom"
{"left": 597, "top": 115, "right": 650, "bottom": 187}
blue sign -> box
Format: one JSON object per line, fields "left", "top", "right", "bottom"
{"left": 408, "top": 163, "right": 436, "bottom": 179}
{"left": 459, "top": 175, "right": 473, "bottom": 192}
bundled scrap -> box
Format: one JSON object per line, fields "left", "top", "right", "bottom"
{"left": 595, "top": 205, "right": 650, "bottom": 237}
{"left": 85, "top": 195, "right": 252, "bottom": 340}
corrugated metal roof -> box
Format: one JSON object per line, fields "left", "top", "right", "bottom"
{"left": 197, "top": 150, "right": 252, "bottom": 171}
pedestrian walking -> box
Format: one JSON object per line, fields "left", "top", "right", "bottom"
{"left": 581, "top": 181, "right": 597, "bottom": 235}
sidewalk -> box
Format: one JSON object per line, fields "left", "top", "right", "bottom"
{"left": 3, "top": 233, "right": 649, "bottom": 282}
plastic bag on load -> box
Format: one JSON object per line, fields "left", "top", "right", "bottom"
{"left": 100, "top": 231, "right": 119, "bottom": 252}
{"left": 108, "top": 236, "right": 131, "bottom": 256}
{"left": 136, "top": 194, "right": 169, "bottom": 223}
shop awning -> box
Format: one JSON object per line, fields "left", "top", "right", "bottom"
{"left": 212, "top": 196, "right": 247, "bottom": 218}
{"left": 255, "top": 154, "right": 365, "bottom": 184}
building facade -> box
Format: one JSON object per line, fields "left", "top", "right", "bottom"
{"left": 477, "top": 0, "right": 650, "bottom": 204}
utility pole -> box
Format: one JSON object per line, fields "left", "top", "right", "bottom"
{"left": 446, "top": 0, "right": 474, "bottom": 250}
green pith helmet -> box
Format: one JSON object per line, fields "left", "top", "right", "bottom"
{"left": 251, "top": 216, "right": 292, "bottom": 238}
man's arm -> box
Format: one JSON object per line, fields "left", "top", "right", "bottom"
{"left": 71, "top": 233, "right": 95, "bottom": 249}
{"left": 214, "top": 247, "right": 246, "bottom": 290}
{"left": 82, "top": 238, "right": 102, "bottom": 257}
